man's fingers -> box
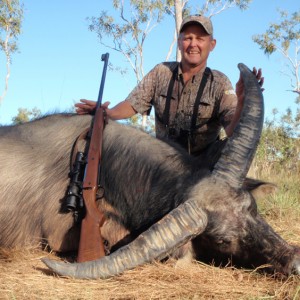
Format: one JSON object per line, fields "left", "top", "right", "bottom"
{"left": 259, "top": 77, "right": 264, "bottom": 86}
{"left": 251, "top": 67, "right": 264, "bottom": 90}
{"left": 101, "top": 101, "right": 111, "bottom": 109}
{"left": 79, "top": 99, "right": 96, "bottom": 106}
{"left": 257, "top": 68, "right": 262, "bottom": 78}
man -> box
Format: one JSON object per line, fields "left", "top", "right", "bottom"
{"left": 76, "top": 15, "right": 263, "bottom": 163}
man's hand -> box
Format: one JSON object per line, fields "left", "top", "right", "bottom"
{"left": 75, "top": 99, "right": 110, "bottom": 115}
{"left": 236, "top": 67, "right": 264, "bottom": 103}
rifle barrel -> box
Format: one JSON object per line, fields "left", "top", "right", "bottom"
{"left": 96, "top": 53, "right": 109, "bottom": 109}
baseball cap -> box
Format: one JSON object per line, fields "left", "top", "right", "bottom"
{"left": 179, "top": 15, "right": 213, "bottom": 35}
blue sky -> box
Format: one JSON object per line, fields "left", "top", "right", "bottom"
{"left": 0, "top": 0, "right": 299, "bottom": 125}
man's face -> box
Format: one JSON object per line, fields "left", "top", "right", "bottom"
{"left": 178, "top": 24, "right": 216, "bottom": 70}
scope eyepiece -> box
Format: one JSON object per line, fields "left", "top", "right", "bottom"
{"left": 66, "top": 184, "right": 81, "bottom": 211}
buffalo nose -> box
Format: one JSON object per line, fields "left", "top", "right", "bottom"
{"left": 291, "top": 249, "right": 300, "bottom": 275}
{"left": 292, "top": 262, "right": 300, "bottom": 275}
{"left": 292, "top": 260, "right": 300, "bottom": 275}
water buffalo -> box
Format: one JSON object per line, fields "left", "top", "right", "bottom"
{"left": 1, "top": 64, "right": 299, "bottom": 279}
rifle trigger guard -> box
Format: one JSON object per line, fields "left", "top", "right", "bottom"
{"left": 96, "top": 186, "right": 105, "bottom": 200}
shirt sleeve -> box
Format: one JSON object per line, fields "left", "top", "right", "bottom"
{"left": 125, "top": 65, "right": 159, "bottom": 115}
{"left": 219, "top": 76, "right": 238, "bottom": 129}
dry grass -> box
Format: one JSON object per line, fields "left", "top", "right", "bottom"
{"left": 0, "top": 247, "right": 299, "bottom": 300}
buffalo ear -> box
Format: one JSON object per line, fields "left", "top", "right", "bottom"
{"left": 243, "top": 177, "right": 277, "bottom": 199}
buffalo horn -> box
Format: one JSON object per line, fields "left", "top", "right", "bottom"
{"left": 42, "top": 198, "right": 207, "bottom": 279}
{"left": 212, "top": 63, "right": 264, "bottom": 188}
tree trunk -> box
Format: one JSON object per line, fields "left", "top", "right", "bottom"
{"left": 174, "top": 0, "right": 183, "bottom": 62}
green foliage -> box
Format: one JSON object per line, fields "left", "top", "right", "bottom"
{"left": 256, "top": 171, "right": 300, "bottom": 244}
{"left": 124, "top": 113, "right": 155, "bottom": 135}
{"left": 198, "top": 0, "right": 251, "bottom": 16}
{"left": 0, "top": 0, "right": 23, "bottom": 104}
{"left": 251, "top": 9, "right": 300, "bottom": 180}
{"left": 253, "top": 9, "right": 300, "bottom": 95}
{"left": 253, "top": 10, "right": 300, "bottom": 55}
{"left": 88, "top": 0, "right": 252, "bottom": 81}
{"left": 88, "top": 0, "right": 171, "bottom": 82}
{"left": 0, "top": 0, "right": 23, "bottom": 58}
{"left": 12, "top": 107, "right": 41, "bottom": 125}
{"left": 253, "top": 108, "right": 300, "bottom": 177}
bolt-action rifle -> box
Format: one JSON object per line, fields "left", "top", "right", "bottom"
{"left": 66, "top": 53, "right": 109, "bottom": 262}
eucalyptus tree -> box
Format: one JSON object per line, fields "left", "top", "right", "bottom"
{"left": 89, "top": 0, "right": 252, "bottom": 128}
{"left": 0, "top": 0, "right": 23, "bottom": 104}
{"left": 88, "top": 0, "right": 252, "bottom": 82}
{"left": 252, "top": 10, "right": 300, "bottom": 172}
{"left": 171, "top": 0, "right": 252, "bottom": 60}
{"left": 253, "top": 10, "right": 300, "bottom": 97}
{"left": 11, "top": 107, "right": 41, "bottom": 125}
{"left": 88, "top": 0, "right": 172, "bottom": 83}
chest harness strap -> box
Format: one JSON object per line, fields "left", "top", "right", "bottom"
{"left": 163, "top": 66, "right": 211, "bottom": 153}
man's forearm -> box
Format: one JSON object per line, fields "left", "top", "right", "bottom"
{"left": 106, "top": 100, "right": 137, "bottom": 120}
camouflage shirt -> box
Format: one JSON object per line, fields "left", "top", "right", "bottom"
{"left": 126, "top": 62, "right": 237, "bottom": 154}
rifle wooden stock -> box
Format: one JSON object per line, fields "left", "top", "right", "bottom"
{"left": 77, "top": 108, "right": 106, "bottom": 263}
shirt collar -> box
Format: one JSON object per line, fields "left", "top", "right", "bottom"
{"left": 178, "top": 63, "right": 207, "bottom": 80}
